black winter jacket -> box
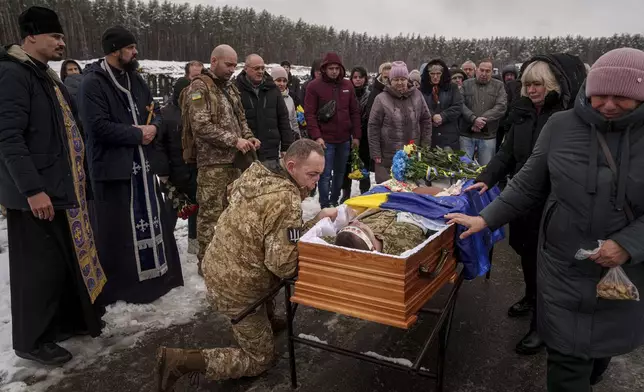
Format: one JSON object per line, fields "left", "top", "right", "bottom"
{"left": 236, "top": 72, "right": 293, "bottom": 161}
{"left": 482, "top": 87, "right": 644, "bottom": 359}
{"left": 79, "top": 60, "right": 164, "bottom": 182}
{"left": 157, "top": 102, "right": 195, "bottom": 193}
{"left": 420, "top": 60, "right": 463, "bottom": 150}
{"left": 0, "top": 45, "right": 83, "bottom": 210}
{"left": 477, "top": 93, "right": 562, "bottom": 254}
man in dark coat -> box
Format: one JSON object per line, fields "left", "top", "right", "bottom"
{"left": 304, "top": 52, "right": 361, "bottom": 208}
{"left": 420, "top": 59, "right": 463, "bottom": 151}
{"left": 237, "top": 54, "right": 293, "bottom": 168}
{"left": 280, "top": 60, "right": 301, "bottom": 99}
{"left": 80, "top": 26, "right": 184, "bottom": 305}
{"left": 157, "top": 77, "right": 198, "bottom": 254}
{"left": 0, "top": 6, "right": 105, "bottom": 365}
{"left": 447, "top": 48, "right": 644, "bottom": 392}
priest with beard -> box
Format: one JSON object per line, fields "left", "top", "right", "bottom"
{"left": 79, "top": 26, "right": 184, "bottom": 305}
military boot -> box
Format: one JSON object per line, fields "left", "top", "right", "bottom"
{"left": 156, "top": 347, "right": 207, "bottom": 392}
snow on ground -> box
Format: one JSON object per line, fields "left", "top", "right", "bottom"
{"left": 0, "top": 175, "right": 367, "bottom": 391}
{"left": 0, "top": 218, "right": 207, "bottom": 392}
{"left": 49, "top": 59, "right": 312, "bottom": 79}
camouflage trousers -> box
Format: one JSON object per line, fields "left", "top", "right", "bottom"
{"left": 202, "top": 293, "right": 276, "bottom": 380}
{"left": 196, "top": 166, "right": 241, "bottom": 262}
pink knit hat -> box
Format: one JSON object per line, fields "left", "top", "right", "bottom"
{"left": 271, "top": 66, "right": 289, "bottom": 81}
{"left": 586, "top": 48, "right": 644, "bottom": 101}
{"left": 389, "top": 61, "right": 409, "bottom": 80}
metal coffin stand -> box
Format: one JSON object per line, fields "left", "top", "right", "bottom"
{"left": 231, "top": 269, "right": 465, "bottom": 392}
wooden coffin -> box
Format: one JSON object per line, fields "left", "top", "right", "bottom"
{"left": 291, "top": 225, "right": 457, "bottom": 329}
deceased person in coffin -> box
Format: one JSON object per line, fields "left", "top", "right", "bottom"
{"left": 323, "top": 209, "right": 438, "bottom": 256}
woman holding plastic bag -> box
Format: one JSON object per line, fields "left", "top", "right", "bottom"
{"left": 466, "top": 54, "right": 587, "bottom": 356}
{"left": 446, "top": 48, "right": 644, "bottom": 392}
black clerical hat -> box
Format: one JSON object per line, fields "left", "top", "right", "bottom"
{"left": 19, "top": 6, "right": 64, "bottom": 39}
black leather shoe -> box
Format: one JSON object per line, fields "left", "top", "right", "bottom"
{"left": 515, "top": 329, "right": 544, "bottom": 355}
{"left": 508, "top": 296, "right": 534, "bottom": 318}
{"left": 15, "top": 342, "right": 72, "bottom": 366}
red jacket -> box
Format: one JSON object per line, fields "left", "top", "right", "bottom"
{"left": 304, "top": 52, "right": 361, "bottom": 143}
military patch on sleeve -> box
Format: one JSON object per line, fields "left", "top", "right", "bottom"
{"left": 287, "top": 227, "right": 302, "bottom": 244}
{"left": 190, "top": 92, "right": 203, "bottom": 101}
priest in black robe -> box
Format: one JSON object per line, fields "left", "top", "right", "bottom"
{"left": 0, "top": 7, "right": 105, "bottom": 366}
{"left": 80, "top": 26, "right": 184, "bottom": 305}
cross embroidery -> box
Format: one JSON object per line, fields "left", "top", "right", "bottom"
{"left": 136, "top": 219, "right": 149, "bottom": 233}
{"left": 152, "top": 216, "right": 160, "bottom": 229}
{"left": 145, "top": 160, "right": 151, "bottom": 173}
{"left": 133, "top": 162, "right": 142, "bottom": 175}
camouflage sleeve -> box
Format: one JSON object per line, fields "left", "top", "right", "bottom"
{"left": 264, "top": 192, "right": 303, "bottom": 279}
{"left": 187, "top": 79, "right": 238, "bottom": 148}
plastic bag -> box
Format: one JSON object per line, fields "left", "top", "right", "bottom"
{"left": 576, "top": 240, "right": 640, "bottom": 301}
{"left": 597, "top": 267, "right": 640, "bottom": 301}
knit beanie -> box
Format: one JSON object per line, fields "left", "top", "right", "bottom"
{"left": 586, "top": 48, "right": 644, "bottom": 101}
{"left": 271, "top": 66, "right": 289, "bottom": 81}
{"left": 389, "top": 61, "right": 409, "bottom": 80}
{"left": 409, "top": 69, "right": 421, "bottom": 83}
{"left": 102, "top": 26, "right": 137, "bottom": 55}
{"left": 19, "top": 6, "right": 63, "bottom": 39}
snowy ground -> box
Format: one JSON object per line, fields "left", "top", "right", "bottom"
{"left": 0, "top": 218, "right": 206, "bottom": 391}
{"left": 48, "top": 59, "right": 312, "bottom": 80}
{"left": 0, "top": 178, "right": 367, "bottom": 391}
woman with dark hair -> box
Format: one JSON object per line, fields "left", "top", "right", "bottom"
{"left": 420, "top": 59, "right": 463, "bottom": 150}
{"left": 60, "top": 59, "right": 81, "bottom": 82}
{"left": 341, "top": 66, "right": 371, "bottom": 201}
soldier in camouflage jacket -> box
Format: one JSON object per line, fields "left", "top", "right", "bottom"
{"left": 156, "top": 140, "right": 337, "bottom": 389}
{"left": 182, "top": 45, "right": 260, "bottom": 266}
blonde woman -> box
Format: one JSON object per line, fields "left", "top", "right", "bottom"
{"left": 464, "top": 54, "right": 587, "bottom": 356}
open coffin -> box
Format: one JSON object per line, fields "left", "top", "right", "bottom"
{"left": 291, "top": 209, "right": 457, "bottom": 329}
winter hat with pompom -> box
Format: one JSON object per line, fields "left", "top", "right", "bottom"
{"left": 271, "top": 66, "right": 289, "bottom": 81}
{"left": 389, "top": 61, "right": 409, "bottom": 80}
{"left": 586, "top": 48, "right": 644, "bottom": 101}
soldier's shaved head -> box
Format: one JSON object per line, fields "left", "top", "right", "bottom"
{"left": 211, "top": 45, "right": 236, "bottom": 59}
{"left": 283, "top": 140, "right": 325, "bottom": 198}
{"left": 210, "top": 44, "right": 237, "bottom": 81}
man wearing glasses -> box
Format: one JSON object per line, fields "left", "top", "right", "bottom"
{"left": 236, "top": 54, "right": 293, "bottom": 170}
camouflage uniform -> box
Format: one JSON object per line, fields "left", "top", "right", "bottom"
{"left": 185, "top": 71, "right": 255, "bottom": 262}
{"left": 201, "top": 162, "right": 314, "bottom": 380}
{"left": 326, "top": 210, "right": 428, "bottom": 255}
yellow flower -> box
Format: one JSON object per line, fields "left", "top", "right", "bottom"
{"left": 348, "top": 169, "right": 364, "bottom": 180}
{"left": 403, "top": 143, "right": 416, "bottom": 155}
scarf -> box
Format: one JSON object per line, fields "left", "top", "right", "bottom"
{"left": 102, "top": 59, "right": 169, "bottom": 282}
{"left": 52, "top": 85, "right": 106, "bottom": 303}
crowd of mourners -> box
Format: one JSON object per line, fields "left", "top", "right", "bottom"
{"left": 1, "top": 6, "right": 644, "bottom": 392}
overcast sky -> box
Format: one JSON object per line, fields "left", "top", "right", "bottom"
{"left": 179, "top": 0, "right": 642, "bottom": 39}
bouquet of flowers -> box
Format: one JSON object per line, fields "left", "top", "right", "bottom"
{"left": 164, "top": 181, "right": 199, "bottom": 220}
{"left": 391, "top": 141, "right": 485, "bottom": 183}
{"left": 347, "top": 147, "right": 369, "bottom": 180}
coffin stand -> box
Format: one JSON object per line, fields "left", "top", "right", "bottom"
{"left": 291, "top": 225, "right": 457, "bottom": 329}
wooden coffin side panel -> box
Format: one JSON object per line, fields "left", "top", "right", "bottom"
{"left": 292, "top": 225, "right": 458, "bottom": 329}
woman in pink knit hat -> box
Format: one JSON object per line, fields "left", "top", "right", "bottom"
{"left": 446, "top": 47, "right": 644, "bottom": 392}
{"left": 367, "top": 61, "right": 432, "bottom": 183}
